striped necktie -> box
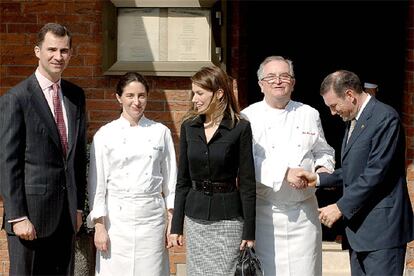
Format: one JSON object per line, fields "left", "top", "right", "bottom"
{"left": 52, "top": 83, "right": 68, "bottom": 156}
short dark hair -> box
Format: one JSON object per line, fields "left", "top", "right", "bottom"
{"left": 37, "top": 23, "right": 72, "bottom": 48}
{"left": 320, "top": 70, "right": 363, "bottom": 98}
{"left": 116, "top": 72, "right": 150, "bottom": 96}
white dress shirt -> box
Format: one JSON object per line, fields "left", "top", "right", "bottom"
{"left": 35, "top": 68, "right": 68, "bottom": 137}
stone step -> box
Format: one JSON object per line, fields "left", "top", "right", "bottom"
{"left": 172, "top": 242, "right": 350, "bottom": 276}
{"left": 322, "top": 241, "right": 350, "bottom": 276}
{"left": 174, "top": 264, "right": 186, "bottom": 276}
{"left": 172, "top": 241, "right": 412, "bottom": 276}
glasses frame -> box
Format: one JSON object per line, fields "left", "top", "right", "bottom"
{"left": 260, "top": 73, "right": 294, "bottom": 84}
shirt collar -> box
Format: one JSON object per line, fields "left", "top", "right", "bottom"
{"left": 35, "top": 68, "right": 61, "bottom": 90}
{"left": 189, "top": 114, "right": 234, "bottom": 130}
{"left": 355, "top": 94, "right": 372, "bottom": 120}
{"left": 262, "top": 99, "right": 293, "bottom": 112}
{"left": 118, "top": 114, "right": 148, "bottom": 128}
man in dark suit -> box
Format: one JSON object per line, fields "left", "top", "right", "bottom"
{"left": 0, "top": 23, "right": 86, "bottom": 275}
{"left": 314, "top": 70, "right": 414, "bottom": 275}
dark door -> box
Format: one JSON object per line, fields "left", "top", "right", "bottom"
{"left": 242, "top": 0, "right": 408, "bottom": 240}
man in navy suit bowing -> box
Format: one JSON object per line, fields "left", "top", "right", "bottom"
{"left": 0, "top": 23, "right": 86, "bottom": 275}
{"left": 314, "top": 70, "right": 414, "bottom": 275}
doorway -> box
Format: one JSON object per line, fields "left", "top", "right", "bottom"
{"left": 241, "top": 0, "right": 409, "bottom": 240}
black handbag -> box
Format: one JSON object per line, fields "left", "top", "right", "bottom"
{"left": 234, "top": 247, "right": 263, "bottom": 276}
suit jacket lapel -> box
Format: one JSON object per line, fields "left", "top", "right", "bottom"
{"left": 341, "top": 122, "right": 349, "bottom": 160}
{"left": 61, "top": 80, "right": 77, "bottom": 157}
{"left": 342, "top": 98, "right": 375, "bottom": 161}
{"left": 28, "top": 75, "right": 62, "bottom": 152}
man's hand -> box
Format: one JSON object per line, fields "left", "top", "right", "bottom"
{"left": 287, "top": 168, "right": 317, "bottom": 189}
{"left": 286, "top": 168, "right": 307, "bottom": 188}
{"left": 318, "top": 204, "right": 342, "bottom": 228}
{"left": 298, "top": 170, "right": 317, "bottom": 187}
{"left": 13, "top": 219, "right": 37, "bottom": 240}
{"left": 76, "top": 212, "right": 83, "bottom": 233}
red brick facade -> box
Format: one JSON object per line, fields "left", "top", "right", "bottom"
{"left": 404, "top": 1, "right": 414, "bottom": 270}
{"left": 0, "top": 1, "right": 413, "bottom": 275}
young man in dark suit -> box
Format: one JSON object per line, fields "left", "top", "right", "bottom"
{"left": 0, "top": 22, "right": 87, "bottom": 275}
{"left": 315, "top": 70, "right": 414, "bottom": 275}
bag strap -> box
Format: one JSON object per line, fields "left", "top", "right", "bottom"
{"left": 239, "top": 247, "right": 248, "bottom": 260}
{"left": 248, "top": 248, "right": 261, "bottom": 265}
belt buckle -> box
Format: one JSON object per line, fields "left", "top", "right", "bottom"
{"left": 202, "top": 180, "right": 212, "bottom": 195}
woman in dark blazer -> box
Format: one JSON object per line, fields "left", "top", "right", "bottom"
{"left": 170, "top": 65, "right": 256, "bottom": 275}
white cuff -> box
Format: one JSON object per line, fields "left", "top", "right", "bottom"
{"left": 8, "top": 216, "right": 28, "bottom": 223}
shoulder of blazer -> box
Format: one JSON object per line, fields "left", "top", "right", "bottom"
{"left": 376, "top": 99, "right": 399, "bottom": 117}
{"left": 5, "top": 74, "right": 37, "bottom": 97}
{"left": 236, "top": 118, "right": 250, "bottom": 129}
{"left": 183, "top": 116, "right": 202, "bottom": 128}
{"left": 366, "top": 98, "right": 400, "bottom": 122}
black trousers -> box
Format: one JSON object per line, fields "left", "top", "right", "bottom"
{"left": 7, "top": 204, "right": 75, "bottom": 276}
{"left": 349, "top": 245, "right": 406, "bottom": 276}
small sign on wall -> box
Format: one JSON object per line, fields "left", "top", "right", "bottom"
{"left": 103, "top": 0, "right": 222, "bottom": 76}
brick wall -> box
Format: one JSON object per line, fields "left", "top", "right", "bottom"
{"left": 0, "top": 0, "right": 192, "bottom": 274}
{"left": 404, "top": 0, "right": 414, "bottom": 271}
{"left": 405, "top": 1, "right": 414, "bottom": 168}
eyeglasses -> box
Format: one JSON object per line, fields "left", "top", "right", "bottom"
{"left": 260, "top": 73, "right": 294, "bottom": 84}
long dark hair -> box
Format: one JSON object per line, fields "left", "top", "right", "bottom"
{"left": 183, "top": 65, "right": 240, "bottom": 127}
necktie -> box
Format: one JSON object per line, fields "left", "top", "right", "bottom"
{"left": 347, "top": 119, "right": 356, "bottom": 143}
{"left": 52, "top": 83, "right": 68, "bottom": 156}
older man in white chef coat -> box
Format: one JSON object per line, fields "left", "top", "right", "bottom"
{"left": 241, "top": 56, "right": 335, "bottom": 276}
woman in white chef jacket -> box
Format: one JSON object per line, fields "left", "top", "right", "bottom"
{"left": 87, "top": 72, "right": 177, "bottom": 276}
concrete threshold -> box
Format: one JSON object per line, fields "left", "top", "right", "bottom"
{"left": 322, "top": 241, "right": 350, "bottom": 276}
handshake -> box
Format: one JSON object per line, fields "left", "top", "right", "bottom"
{"left": 286, "top": 167, "right": 324, "bottom": 189}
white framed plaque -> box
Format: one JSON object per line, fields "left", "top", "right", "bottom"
{"left": 167, "top": 8, "right": 210, "bottom": 61}
{"left": 117, "top": 8, "right": 160, "bottom": 61}
{"left": 103, "top": 0, "right": 223, "bottom": 76}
